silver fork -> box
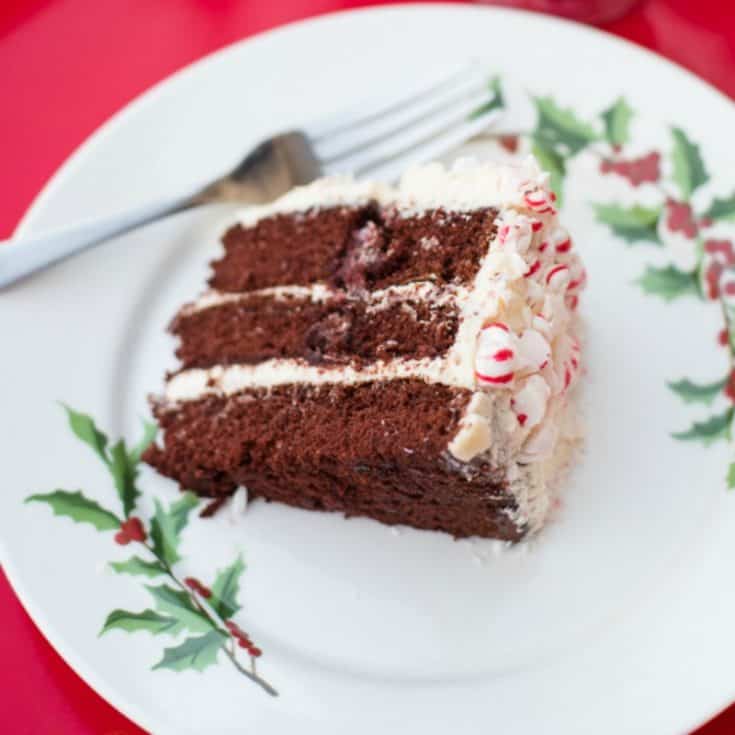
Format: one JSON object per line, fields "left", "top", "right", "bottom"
{"left": 0, "top": 64, "right": 503, "bottom": 289}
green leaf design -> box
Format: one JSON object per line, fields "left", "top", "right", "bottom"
{"left": 533, "top": 96, "right": 599, "bottom": 155}
{"left": 150, "top": 492, "right": 199, "bottom": 566}
{"left": 152, "top": 630, "right": 227, "bottom": 673}
{"left": 129, "top": 420, "right": 158, "bottom": 465}
{"left": 667, "top": 377, "right": 727, "bottom": 406}
{"left": 672, "top": 408, "right": 733, "bottom": 446}
{"left": 593, "top": 203, "right": 661, "bottom": 244}
{"left": 601, "top": 97, "right": 633, "bottom": 147}
{"left": 25, "top": 490, "right": 120, "bottom": 531}
{"left": 210, "top": 555, "right": 245, "bottom": 620}
{"left": 725, "top": 302, "right": 735, "bottom": 352}
{"left": 531, "top": 136, "right": 565, "bottom": 206}
{"left": 110, "top": 556, "right": 167, "bottom": 578}
{"left": 100, "top": 609, "right": 177, "bottom": 636}
{"left": 146, "top": 584, "right": 212, "bottom": 635}
{"left": 702, "top": 193, "right": 735, "bottom": 222}
{"left": 728, "top": 463, "right": 735, "bottom": 490}
{"left": 671, "top": 127, "right": 709, "bottom": 198}
{"left": 637, "top": 265, "right": 699, "bottom": 301}
{"left": 62, "top": 405, "right": 109, "bottom": 464}
{"left": 469, "top": 77, "right": 504, "bottom": 119}
{"left": 109, "top": 440, "right": 140, "bottom": 518}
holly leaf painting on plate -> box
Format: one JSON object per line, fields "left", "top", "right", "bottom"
{"left": 60, "top": 404, "right": 154, "bottom": 519}
{"left": 128, "top": 420, "right": 158, "bottom": 465}
{"left": 25, "top": 406, "right": 278, "bottom": 696}
{"left": 109, "top": 439, "right": 141, "bottom": 518}
{"left": 671, "top": 127, "right": 709, "bottom": 199}
{"left": 62, "top": 405, "right": 109, "bottom": 464}
{"left": 672, "top": 408, "right": 734, "bottom": 446}
{"left": 110, "top": 556, "right": 167, "bottom": 578}
{"left": 468, "top": 76, "right": 505, "bottom": 119}
{"left": 601, "top": 97, "right": 633, "bottom": 147}
{"left": 728, "top": 463, "right": 735, "bottom": 490}
{"left": 637, "top": 265, "right": 699, "bottom": 301}
{"left": 668, "top": 378, "right": 728, "bottom": 406}
{"left": 531, "top": 136, "right": 566, "bottom": 205}
{"left": 593, "top": 203, "right": 662, "bottom": 245}
{"left": 703, "top": 193, "right": 735, "bottom": 223}
{"left": 533, "top": 96, "right": 599, "bottom": 155}
{"left": 150, "top": 493, "right": 199, "bottom": 567}
{"left": 153, "top": 630, "right": 229, "bottom": 673}
{"left": 25, "top": 490, "right": 120, "bottom": 531}
{"left": 101, "top": 609, "right": 178, "bottom": 636}
{"left": 210, "top": 555, "right": 246, "bottom": 621}
{"left": 145, "top": 584, "right": 213, "bottom": 636}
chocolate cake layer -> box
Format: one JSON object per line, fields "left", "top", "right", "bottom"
{"left": 172, "top": 293, "right": 459, "bottom": 369}
{"left": 209, "top": 205, "right": 497, "bottom": 293}
{"left": 144, "top": 379, "right": 522, "bottom": 540}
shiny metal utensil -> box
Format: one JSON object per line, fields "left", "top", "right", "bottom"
{"left": 0, "top": 64, "right": 502, "bottom": 289}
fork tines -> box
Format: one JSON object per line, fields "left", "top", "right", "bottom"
{"left": 307, "top": 63, "right": 503, "bottom": 182}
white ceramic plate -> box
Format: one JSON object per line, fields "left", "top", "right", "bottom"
{"left": 3, "top": 5, "right": 735, "bottom": 733}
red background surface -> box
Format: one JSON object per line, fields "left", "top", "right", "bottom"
{"left": 2, "top": 1, "right": 734, "bottom": 732}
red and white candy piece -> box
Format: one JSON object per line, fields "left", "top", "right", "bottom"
{"left": 545, "top": 264, "right": 571, "bottom": 291}
{"left": 566, "top": 261, "right": 587, "bottom": 293}
{"left": 522, "top": 184, "right": 556, "bottom": 215}
{"left": 519, "top": 419, "right": 559, "bottom": 462}
{"left": 526, "top": 280, "right": 546, "bottom": 310}
{"left": 563, "top": 260, "right": 586, "bottom": 309}
{"left": 517, "top": 328, "right": 551, "bottom": 373}
{"left": 532, "top": 313, "right": 553, "bottom": 339}
{"left": 475, "top": 322, "right": 517, "bottom": 387}
{"left": 550, "top": 226, "right": 572, "bottom": 253}
{"left": 496, "top": 224, "right": 511, "bottom": 246}
{"left": 512, "top": 375, "right": 551, "bottom": 430}
{"left": 570, "top": 338, "right": 581, "bottom": 370}
{"left": 554, "top": 334, "right": 582, "bottom": 393}
{"left": 496, "top": 215, "right": 533, "bottom": 253}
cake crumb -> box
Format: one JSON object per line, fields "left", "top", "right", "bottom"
{"left": 229, "top": 486, "right": 249, "bottom": 522}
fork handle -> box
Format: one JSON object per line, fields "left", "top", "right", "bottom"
{"left": 0, "top": 189, "right": 202, "bottom": 290}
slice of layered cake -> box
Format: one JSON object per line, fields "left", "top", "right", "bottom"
{"left": 144, "top": 157, "right": 585, "bottom": 541}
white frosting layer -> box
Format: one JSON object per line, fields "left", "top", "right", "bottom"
{"left": 235, "top": 156, "right": 549, "bottom": 226}
{"left": 182, "top": 281, "right": 465, "bottom": 315}
{"left": 238, "top": 178, "right": 393, "bottom": 227}
{"left": 398, "top": 157, "right": 548, "bottom": 213}
{"left": 165, "top": 357, "right": 447, "bottom": 402}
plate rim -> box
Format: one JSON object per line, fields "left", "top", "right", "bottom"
{"left": 5, "top": 4, "right": 735, "bottom": 733}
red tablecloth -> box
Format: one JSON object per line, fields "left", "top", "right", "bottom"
{"left": 2, "top": 1, "right": 734, "bottom": 732}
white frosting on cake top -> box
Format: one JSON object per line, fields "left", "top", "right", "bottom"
{"left": 397, "top": 156, "right": 548, "bottom": 213}
{"left": 237, "top": 178, "right": 392, "bottom": 227}
{"left": 235, "top": 156, "right": 548, "bottom": 226}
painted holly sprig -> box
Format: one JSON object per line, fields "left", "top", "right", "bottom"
{"left": 25, "top": 405, "right": 277, "bottom": 696}
{"left": 587, "top": 101, "right": 735, "bottom": 478}
{"left": 497, "top": 91, "right": 733, "bottom": 303}
{"left": 485, "top": 81, "right": 735, "bottom": 484}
